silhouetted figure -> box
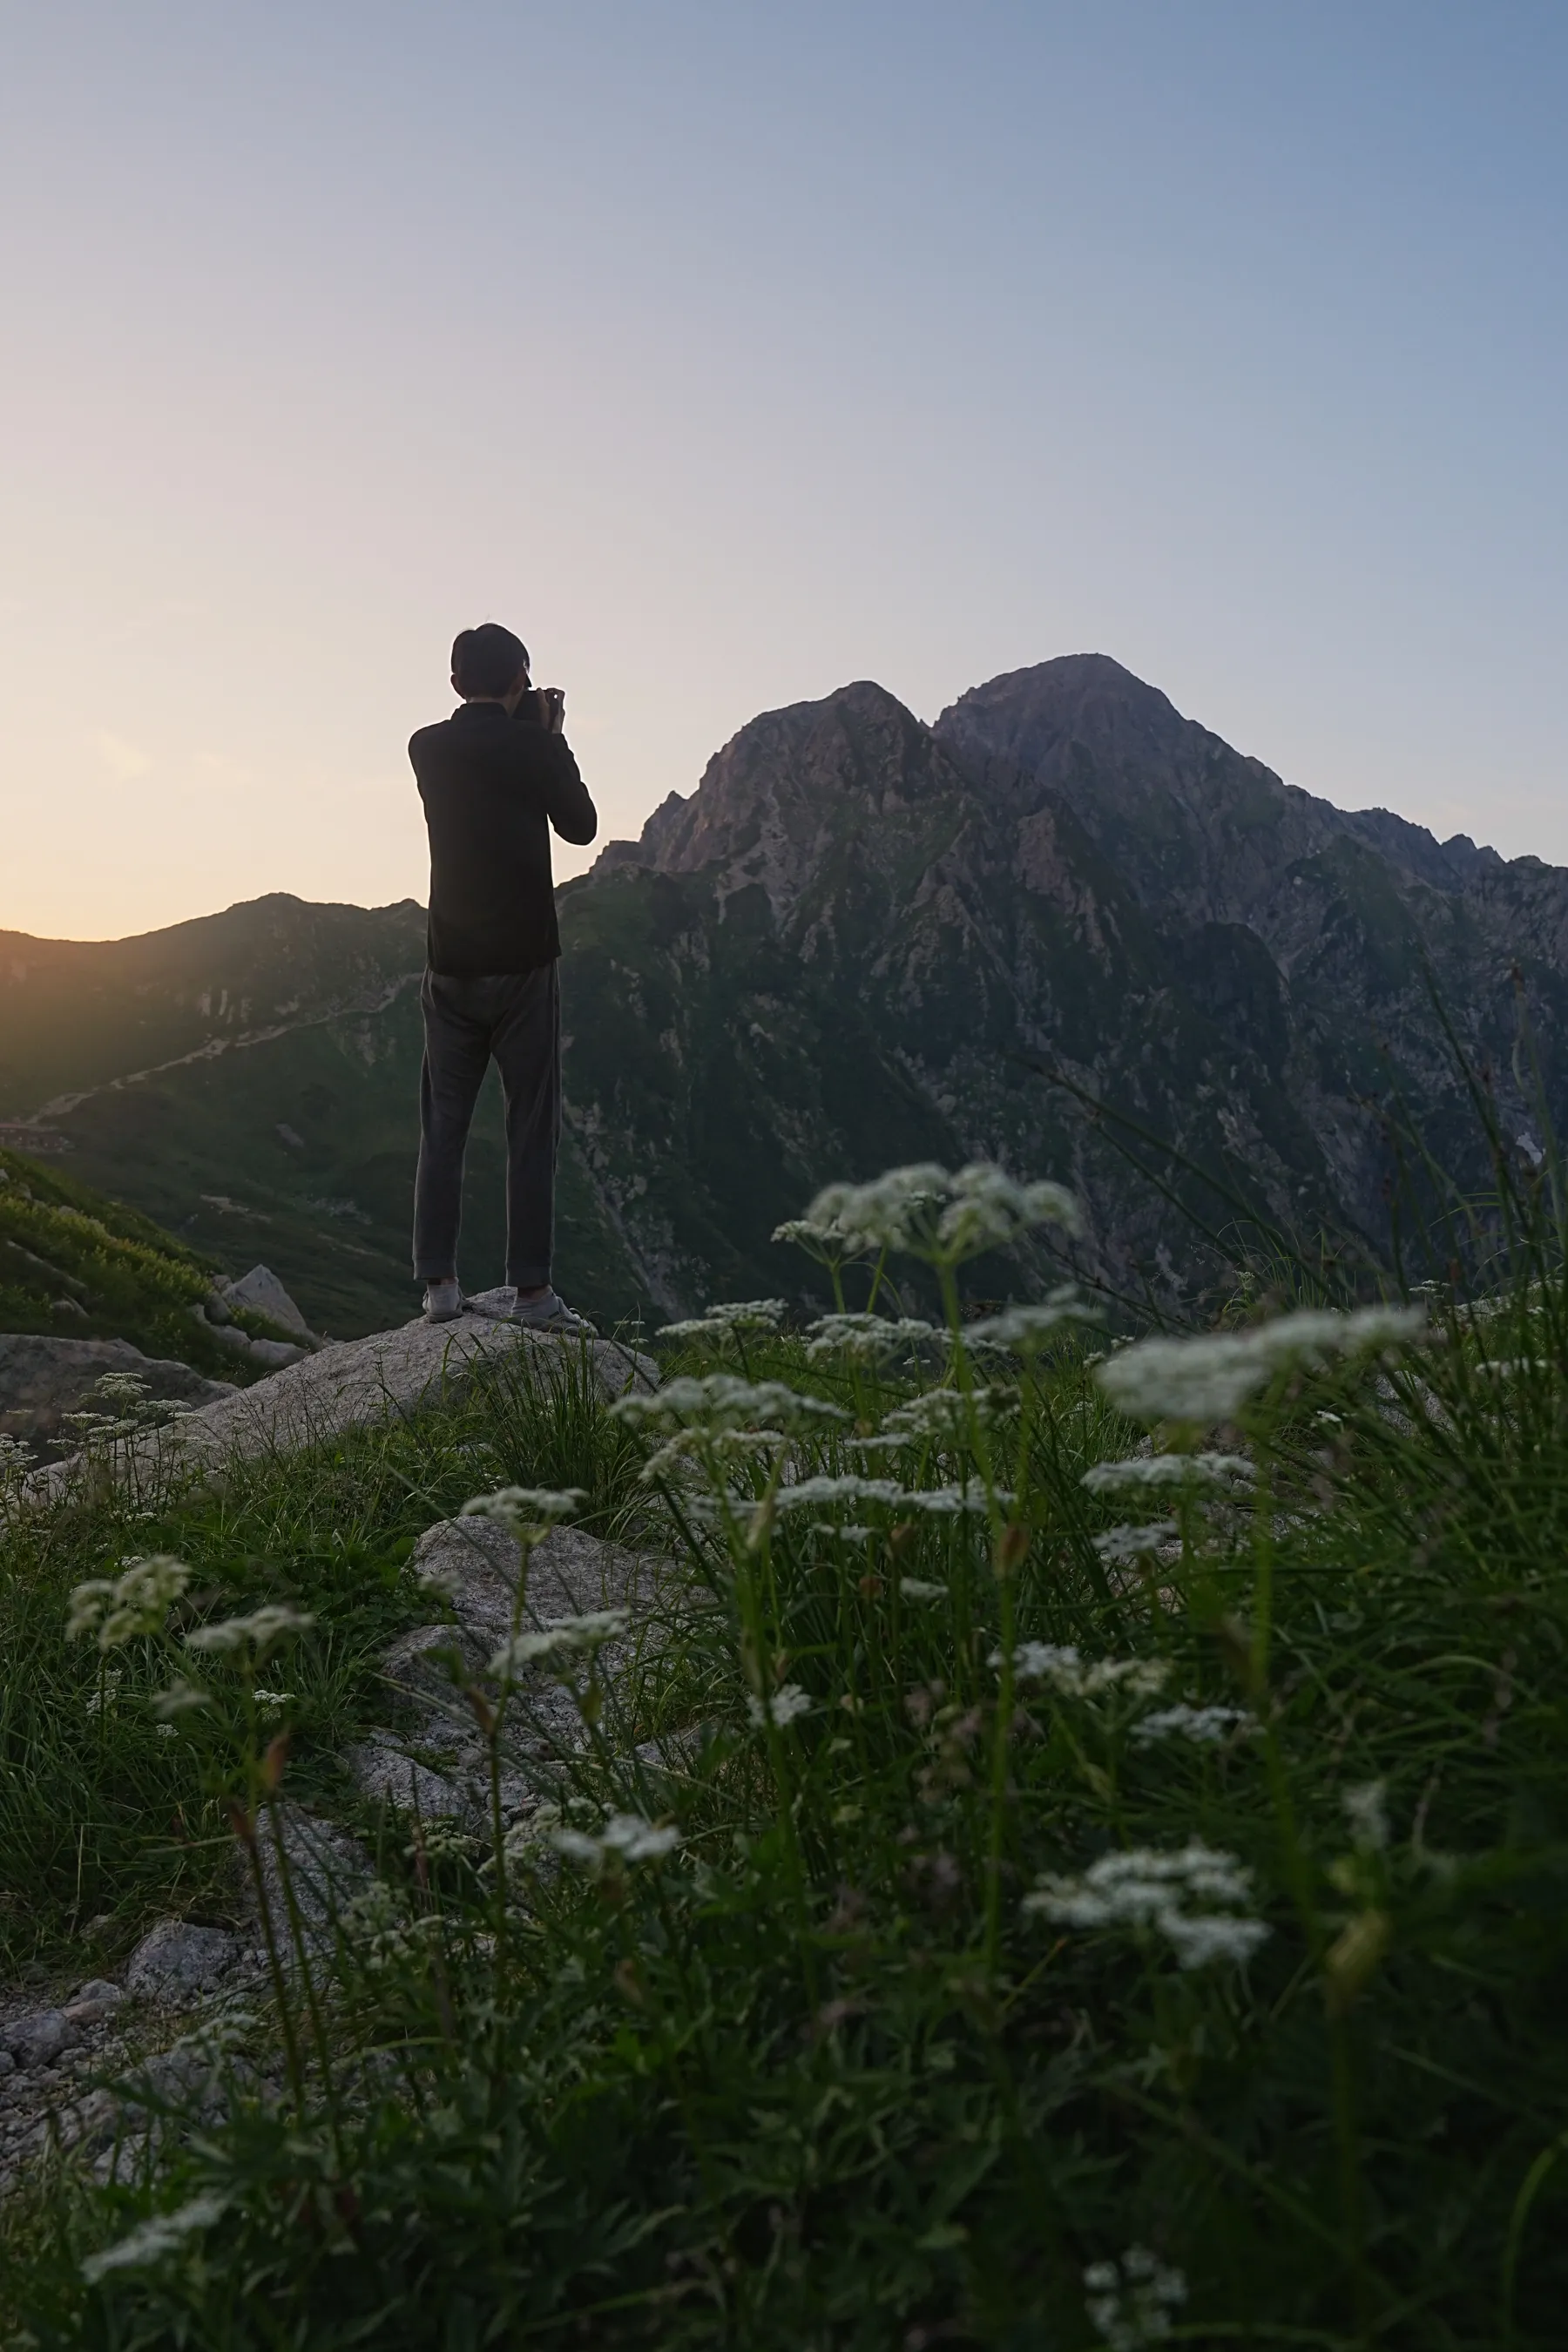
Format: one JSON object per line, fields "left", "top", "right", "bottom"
{"left": 408, "top": 623, "right": 598, "bottom": 1328}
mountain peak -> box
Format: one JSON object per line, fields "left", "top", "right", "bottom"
{"left": 936, "top": 654, "right": 1196, "bottom": 776}
{"left": 593, "top": 679, "right": 959, "bottom": 906}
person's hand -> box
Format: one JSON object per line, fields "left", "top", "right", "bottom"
{"left": 540, "top": 686, "right": 565, "bottom": 733}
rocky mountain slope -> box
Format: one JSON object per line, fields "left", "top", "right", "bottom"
{"left": 5, "top": 656, "right": 1563, "bottom": 1325}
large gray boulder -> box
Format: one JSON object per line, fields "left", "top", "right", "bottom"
{"left": 24, "top": 1311, "right": 652, "bottom": 1500}
{"left": 0, "top": 1335, "right": 235, "bottom": 1446}
{"left": 219, "top": 1265, "right": 316, "bottom": 1343}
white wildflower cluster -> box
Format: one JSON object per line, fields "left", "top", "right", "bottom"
{"left": 875, "top": 1384, "right": 1015, "bottom": 1446}
{"left": 611, "top": 1373, "right": 846, "bottom": 1439}
{"left": 1024, "top": 1841, "right": 1270, "bottom": 1969}
{"left": 460, "top": 1485, "right": 585, "bottom": 1532}
{"left": 67, "top": 1555, "right": 191, "bottom": 1650}
{"left": 1342, "top": 1778, "right": 1390, "bottom": 1853}
{"left": 1082, "top": 1452, "right": 1254, "bottom": 1497}
{"left": 610, "top": 1375, "right": 848, "bottom": 1481}
{"left": 1131, "top": 1704, "right": 1254, "bottom": 1747}
{"left": 657, "top": 1298, "right": 787, "bottom": 1343}
{"left": 1084, "top": 2246, "right": 1188, "bottom": 2350}
{"left": 340, "top": 1879, "right": 436, "bottom": 1974}
{"left": 551, "top": 1810, "right": 682, "bottom": 1871}
{"left": 747, "top": 1682, "right": 814, "bottom": 1729}
{"left": 898, "top": 1578, "right": 949, "bottom": 1602}
{"left": 902, "top": 1484, "right": 1010, "bottom": 1517}
{"left": 967, "top": 1288, "right": 1098, "bottom": 1349}
{"left": 803, "top": 1312, "right": 942, "bottom": 1364}
{"left": 151, "top": 1676, "right": 213, "bottom": 1722}
{"left": 406, "top": 1820, "right": 476, "bottom": 1864}
{"left": 771, "top": 1474, "right": 906, "bottom": 1516}
{"left": 997, "top": 1643, "right": 1170, "bottom": 1700}
{"left": 1097, "top": 1305, "right": 1426, "bottom": 1428}
{"left": 488, "top": 1607, "right": 629, "bottom": 1680}
{"left": 805, "top": 1161, "right": 1079, "bottom": 1262}
{"left": 0, "top": 1432, "right": 33, "bottom": 1492}
{"left": 771, "top": 1213, "right": 860, "bottom": 1262}
{"left": 85, "top": 1667, "right": 124, "bottom": 1719}
{"left": 92, "top": 1370, "right": 158, "bottom": 1409}
{"left": 1092, "top": 1521, "right": 1177, "bottom": 1565}
{"left": 185, "top": 1603, "right": 315, "bottom": 1659}
{"left": 81, "top": 2193, "right": 229, "bottom": 2286}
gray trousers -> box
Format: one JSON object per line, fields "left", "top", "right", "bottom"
{"left": 412, "top": 965, "right": 559, "bottom": 1291}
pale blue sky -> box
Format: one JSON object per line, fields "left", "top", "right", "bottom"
{"left": 2, "top": 2, "right": 1565, "bottom": 935}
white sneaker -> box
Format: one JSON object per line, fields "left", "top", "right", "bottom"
{"left": 507, "top": 1287, "right": 597, "bottom": 1335}
{"left": 422, "top": 1278, "right": 465, "bottom": 1324}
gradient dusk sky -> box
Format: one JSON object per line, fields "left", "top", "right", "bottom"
{"left": 2, "top": 3, "right": 1565, "bottom": 940}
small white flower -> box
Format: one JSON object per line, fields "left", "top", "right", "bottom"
{"left": 900, "top": 1484, "right": 1010, "bottom": 1516}
{"left": 151, "top": 1676, "right": 213, "bottom": 1721}
{"left": 84, "top": 1667, "right": 124, "bottom": 1718}
{"left": 877, "top": 1386, "right": 1013, "bottom": 1444}
{"left": 772, "top": 1475, "right": 906, "bottom": 1514}
{"left": 1092, "top": 1521, "right": 1177, "bottom": 1565}
{"left": 747, "top": 1683, "right": 814, "bottom": 1728}
{"left": 771, "top": 1213, "right": 862, "bottom": 1259}
{"left": 1097, "top": 1306, "right": 1425, "bottom": 1429}
{"left": 460, "top": 1485, "right": 585, "bottom": 1530}
{"left": 1024, "top": 1840, "right": 1267, "bottom": 1970}
{"left": 551, "top": 1810, "right": 682, "bottom": 1870}
{"left": 898, "top": 1578, "right": 949, "bottom": 1601}
{"left": 611, "top": 1376, "right": 848, "bottom": 1441}
{"left": 1084, "top": 2244, "right": 1188, "bottom": 2349}
{"left": 1158, "top": 1911, "right": 1271, "bottom": 1968}
{"left": 1342, "top": 1778, "right": 1389, "bottom": 1853}
{"left": 81, "top": 2192, "right": 229, "bottom": 2284}
{"left": 488, "top": 1609, "right": 627, "bottom": 1678}
{"left": 185, "top": 1603, "right": 314, "bottom": 1657}
{"left": 1131, "top": 1704, "right": 1253, "bottom": 1746}
{"left": 966, "top": 1289, "right": 1099, "bottom": 1348}
{"left": 806, "top": 1165, "right": 950, "bottom": 1253}
{"left": 998, "top": 1644, "right": 1170, "bottom": 1700}
{"left": 803, "top": 1312, "right": 942, "bottom": 1363}
{"left": 1081, "top": 1452, "right": 1254, "bottom": 1496}
{"left": 658, "top": 1298, "right": 787, "bottom": 1342}
{"left": 936, "top": 1165, "right": 1082, "bottom": 1257}
{"left": 600, "top": 1812, "right": 683, "bottom": 1862}
{"left": 252, "top": 1689, "right": 294, "bottom": 1712}
{"left": 68, "top": 1555, "right": 191, "bottom": 1650}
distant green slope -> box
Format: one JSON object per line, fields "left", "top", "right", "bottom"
{"left": 0, "top": 1148, "right": 248, "bottom": 1375}
{"left": 2, "top": 896, "right": 662, "bottom": 1341}
{"left": 38, "top": 991, "right": 658, "bottom": 1341}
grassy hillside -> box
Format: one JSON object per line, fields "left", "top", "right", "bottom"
{"left": 2, "top": 1162, "right": 1566, "bottom": 2344}
{"left": 0, "top": 895, "right": 426, "bottom": 1119}
{"left": 0, "top": 1148, "right": 241, "bottom": 1375}
{"left": 42, "top": 987, "right": 661, "bottom": 1340}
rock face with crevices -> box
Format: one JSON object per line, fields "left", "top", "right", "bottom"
{"left": 348, "top": 1517, "right": 660, "bottom": 1824}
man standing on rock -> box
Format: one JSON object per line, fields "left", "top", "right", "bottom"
{"left": 409, "top": 623, "right": 598, "bottom": 1328}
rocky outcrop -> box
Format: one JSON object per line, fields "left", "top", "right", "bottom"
{"left": 0, "top": 1335, "right": 235, "bottom": 1446}
{"left": 349, "top": 1517, "right": 662, "bottom": 1823}
{"left": 24, "top": 1297, "right": 652, "bottom": 1502}
{"left": 218, "top": 1264, "right": 316, "bottom": 1342}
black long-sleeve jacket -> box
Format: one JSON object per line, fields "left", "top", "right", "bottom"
{"left": 409, "top": 701, "right": 598, "bottom": 974}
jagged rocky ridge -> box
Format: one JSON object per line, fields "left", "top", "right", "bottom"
{"left": 573, "top": 655, "right": 1568, "bottom": 1308}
